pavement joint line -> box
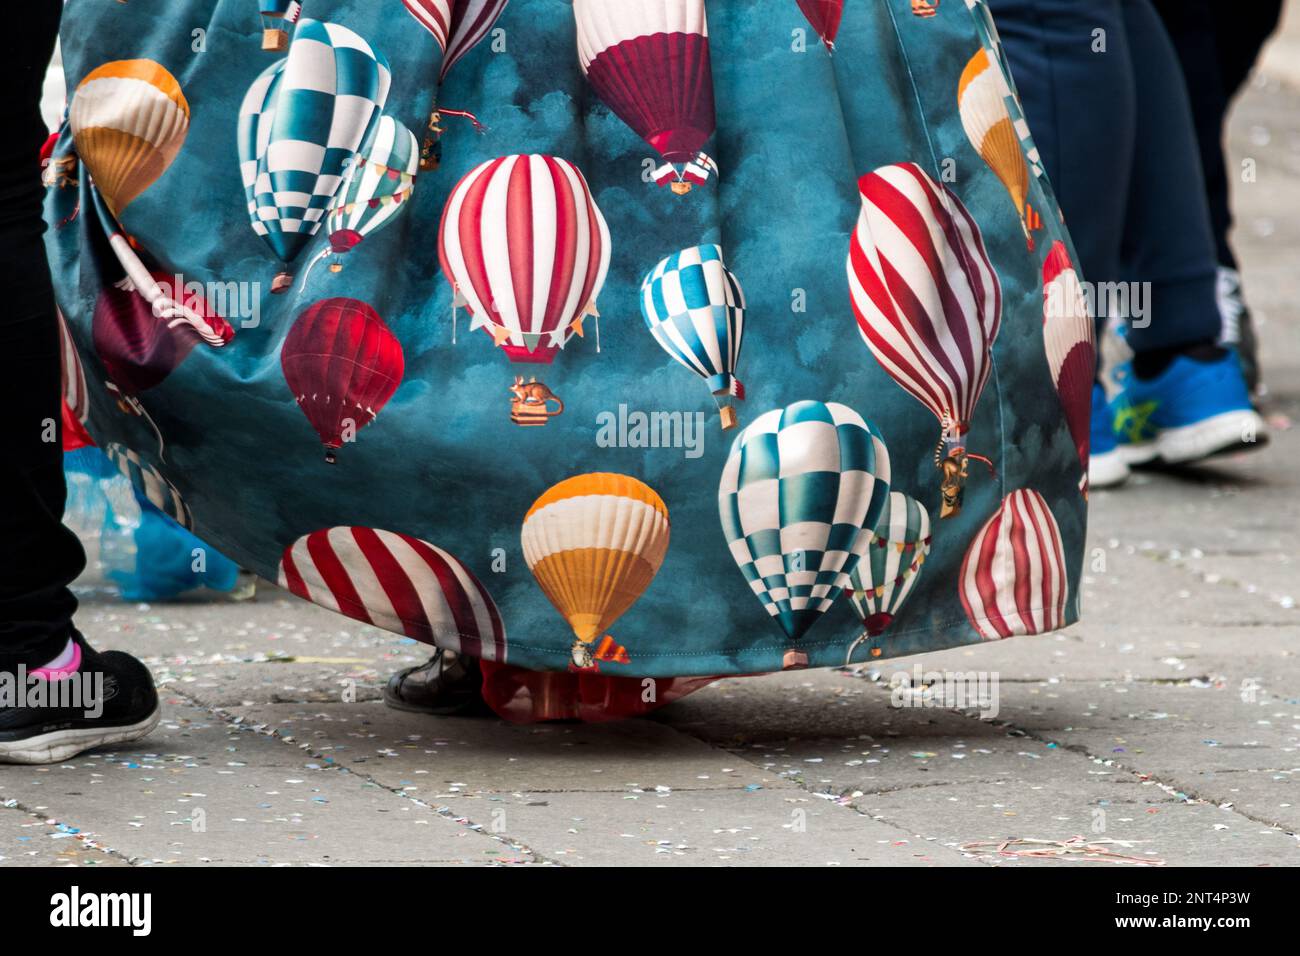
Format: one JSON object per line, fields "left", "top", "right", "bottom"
{"left": 925, "top": 689, "right": 1300, "bottom": 843}
{"left": 165, "top": 686, "right": 563, "bottom": 867}
{"left": 0, "top": 798, "right": 136, "bottom": 866}
{"left": 821, "top": 678, "right": 1300, "bottom": 854}
{"left": 657, "top": 714, "right": 991, "bottom": 867}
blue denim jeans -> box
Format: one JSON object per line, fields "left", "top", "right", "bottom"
{"left": 987, "top": 0, "right": 1221, "bottom": 352}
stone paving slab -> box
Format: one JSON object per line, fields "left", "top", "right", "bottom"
{"left": 225, "top": 701, "right": 796, "bottom": 796}
{"left": 433, "top": 787, "right": 970, "bottom": 867}
{"left": 0, "top": 805, "right": 126, "bottom": 867}
{"left": 861, "top": 778, "right": 1298, "bottom": 867}
{"left": 0, "top": 703, "right": 513, "bottom": 865}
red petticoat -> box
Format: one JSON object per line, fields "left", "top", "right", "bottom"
{"left": 480, "top": 660, "right": 719, "bottom": 724}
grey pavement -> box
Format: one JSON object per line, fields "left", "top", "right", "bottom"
{"left": 4, "top": 17, "right": 1300, "bottom": 867}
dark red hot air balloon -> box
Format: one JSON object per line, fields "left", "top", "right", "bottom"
{"left": 797, "top": 0, "right": 844, "bottom": 50}
{"left": 281, "top": 297, "right": 405, "bottom": 463}
{"left": 573, "top": 1, "right": 718, "bottom": 192}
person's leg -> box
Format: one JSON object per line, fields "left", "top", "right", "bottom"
{"left": 987, "top": 0, "right": 1134, "bottom": 487}
{"left": 1153, "top": 0, "right": 1280, "bottom": 391}
{"left": 986, "top": 0, "right": 1134, "bottom": 340}
{"left": 0, "top": 0, "right": 84, "bottom": 671}
{"left": 1116, "top": 0, "right": 1221, "bottom": 358}
{"left": 1150, "top": 0, "right": 1233, "bottom": 268}
{"left": 0, "top": 5, "right": 163, "bottom": 763}
{"left": 1105, "top": 0, "right": 1266, "bottom": 465}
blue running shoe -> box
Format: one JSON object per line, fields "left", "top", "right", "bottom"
{"left": 1089, "top": 383, "right": 1129, "bottom": 489}
{"left": 1109, "top": 350, "right": 1268, "bottom": 466}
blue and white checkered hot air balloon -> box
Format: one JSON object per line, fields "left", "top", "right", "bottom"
{"left": 238, "top": 18, "right": 391, "bottom": 293}
{"left": 719, "top": 400, "right": 891, "bottom": 668}
{"left": 641, "top": 244, "right": 746, "bottom": 430}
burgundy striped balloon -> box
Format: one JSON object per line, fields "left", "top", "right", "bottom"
{"left": 437, "top": 154, "right": 610, "bottom": 363}
{"left": 279, "top": 526, "right": 508, "bottom": 661}
{"left": 402, "top": 0, "right": 453, "bottom": 51}
{"left": 441, "top": 0, "right": 510, "bottom": 83}
{"left": 959, "top": 489, "right": 1068, "bottom": 640}
{"left": 847, "top": 162, "right": 1001, "bottom": 446}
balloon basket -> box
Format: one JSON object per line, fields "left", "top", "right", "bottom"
{"left": 782, "top": 649, "right": 809, "bottom": 671}
{"left": 271, "top": 272, "right": 293, "bottom": 294}
{"left": 324, "top": 449, "right": 338, "bottom": 465}
{"left": 329, "top": 261, "right": 343, "bottom": 274}
{"left": 262, "top": 28, "right": 288, "bottom": 52}
{"left": 718, "top": 405, "right": 738, "bottom": 430}
{"left": 670, "top": 181, "right": 692, "bottom": 196}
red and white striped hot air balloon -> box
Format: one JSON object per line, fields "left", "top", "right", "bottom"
{"left": 403, "top": 0, "right": 453, "bottom": 51}
{"left": 438, "top": 154, "right": 611, "bottom": 364}
{"left": 441, "top": 0, "right": 510, "bottom": 83}
{"left": 573, "top": 0, "right": 717, "bottom": 193}
{"left": 796, "top": 0, "right": 844, "bottom": 50}
{"left": 959, "top": 489, "right": 1068, "bottom": 640}
{"left": 847, "top": 161, "right": 1002, "bottom": 518}
{"left": 1042, "top": 241, "right": 1094, "bottom": 497}
{"left": 278, "top": 526, "right": 508, "bottom": 661}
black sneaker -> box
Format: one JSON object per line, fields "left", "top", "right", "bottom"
{"left": 383, "top": 649, "right": 491, "bottom": 716}
{"left": 0, "top": 632, "right": 161, "bottom": 764}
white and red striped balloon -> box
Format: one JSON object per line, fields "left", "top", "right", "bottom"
{"left": 278, "top": 526, "right": 508, "bottom": 661}
{"left": 403, "top": 0, "right": 453, "bottom": 50}
{"left": 441, "top": 0, "right": 510, "bottom": 82}
{"left": 959, "top": 489, "right": 1068, "bottom": 640}
{"left": 438, "top": 154, "right": 611, "bottom": 362}
{"left": 1042, "top": 241, "right": 1094, "bottom": 495}
{"left": 847, "top": 162, "right": 1001, "bottom": 447}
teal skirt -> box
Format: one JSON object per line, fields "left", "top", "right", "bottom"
{"left": 46, "top": 0, "right": 1091, "bottom": 679}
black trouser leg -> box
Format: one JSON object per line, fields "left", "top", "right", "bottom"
{"left": 0, "top": 0, "right": 84, "bottom": 670}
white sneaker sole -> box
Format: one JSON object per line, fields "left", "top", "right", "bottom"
{"left": 1120, "top": 440, "right": 1160, "bottom": 466}
{"left": 0, "top": 705, "right": 161, "bottom": 765}
{"left": 1089, "top": 448, "right": 1130, "bottom": 488}
{"left": 1156, "top": 409, "right": 1268, "bottom": 464}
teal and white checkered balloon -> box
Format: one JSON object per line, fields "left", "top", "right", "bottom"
{"left": 641, "top": 244, "right": 746, "bottom": 402}
{"left": 719, "top": 401, "right": 891, "bottom": 643}
{"left": 238, "top": 18, "right": 391, "bottom": 271}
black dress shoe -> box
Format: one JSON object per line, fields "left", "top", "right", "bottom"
{"left": 0, "top": 632, "right": 161, "bottom": 764}
{"left": 383, "top": 649, "right": 491, "bottom": 716}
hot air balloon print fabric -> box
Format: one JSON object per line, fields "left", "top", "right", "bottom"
{"left": 46, "top": 0, "right": 1088, "bottom": 682}
{"left": 279, "top": 527, "right": 508, "bottom": 660}
{"left": 640, "top": 244, "right": 746, "bottom": 428}
{"left": 237, "top": 18, "right": 392, "bottom": 290}
{"left": 718, "top": 401, "right": 891, "bottom": 655}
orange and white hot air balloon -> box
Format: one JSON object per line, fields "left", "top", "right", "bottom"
{"left": 521, "top": 473, "right": 670, "bottom": 670}
{"left": 69, "top": 60, "right": 190, "bottom": 218}
{"left": 957, "top": 48, "right": 1037, "bottom": 249}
